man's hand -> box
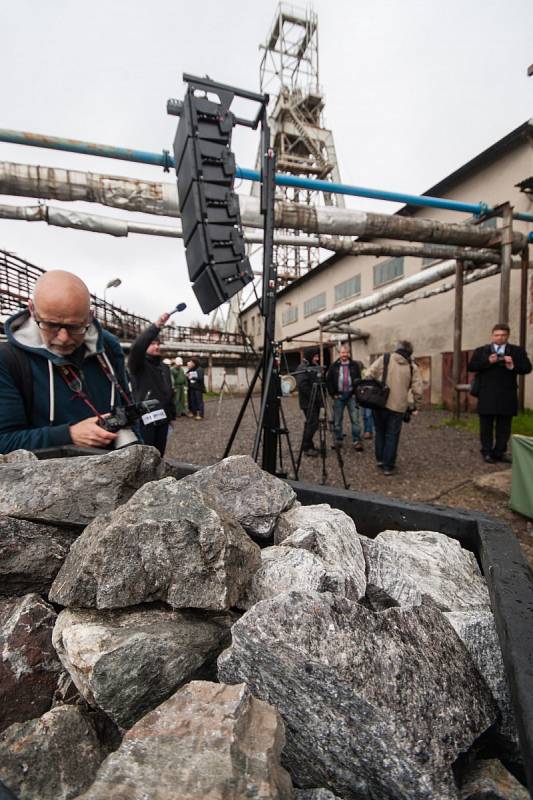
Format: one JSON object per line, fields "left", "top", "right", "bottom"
{"left": 411, "top": 410, "right": 419, "bottom": 417}
{"left": 504, "top": 355, "right": 514, "bottom": 370}
{"left": 69, "top": 417, "right": 118, "bottom": 448}
{"left": 156, "top": 312, "right": 170, "bottom": 328}
{"left": 488, "top": 353, "right": 498, "bottom": 364}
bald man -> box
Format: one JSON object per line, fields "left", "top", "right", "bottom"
{"left": 0, "top": 270, "right": 130, "bottom": 453}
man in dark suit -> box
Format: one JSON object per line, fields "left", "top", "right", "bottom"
{"left": 468, "top": 323, "right": 531, "bottom": 463}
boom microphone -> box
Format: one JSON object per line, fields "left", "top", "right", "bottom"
{"left": 168, "top": 302, "right": 187, "bottom": 316}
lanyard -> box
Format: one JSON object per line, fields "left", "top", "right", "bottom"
{"left": 57, "top": 364, "right": 106, "bottom": 422}
{"left": 56, "top": 355, "right": 131, "bottom": 421}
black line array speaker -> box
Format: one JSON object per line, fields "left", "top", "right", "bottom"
{"left": 173, "top": 90, "right": 253, "bottom": 313}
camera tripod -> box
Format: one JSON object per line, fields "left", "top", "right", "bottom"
{"left": 296, "top": 380, "right": 349, "bottom": 489}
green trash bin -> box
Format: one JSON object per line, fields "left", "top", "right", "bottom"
{"left": 510, "top": 434, "right": 533, "bottom": 519}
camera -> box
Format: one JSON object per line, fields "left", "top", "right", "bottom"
{"left": 99, "top": 399, "right": 165, "bottom": 449}
{"left": 496, "top": 354, "right": 506, "bottom": 363}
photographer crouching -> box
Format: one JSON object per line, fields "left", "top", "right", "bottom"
{"left": 0, "top": 271, "right": 131, "bottom": 453}
{"left": 295, "top": 349, "right": 323, "bottom": 457}
{"left": 128, "top": 312, "right": 175, "bottom": 456}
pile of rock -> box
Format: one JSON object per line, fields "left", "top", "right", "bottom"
{"left": 0, "top": 448, "right": 527, "bottom": 800}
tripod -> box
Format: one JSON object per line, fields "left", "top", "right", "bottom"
{"left": 216, "top": 371, "right": 233, "bottom": 418}
{"left": 296, "top": 380, "right": 349, "bottom": 489}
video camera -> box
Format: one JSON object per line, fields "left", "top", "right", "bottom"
{"left": 99, "top": 399, "right": 166, "bottom": 449}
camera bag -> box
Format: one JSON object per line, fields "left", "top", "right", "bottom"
{"left": 355, "top": 352, "right": 391, "bottom": 409}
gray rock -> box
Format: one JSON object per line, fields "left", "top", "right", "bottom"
{"left": 294, "top": 791, "right": 341, "bottom": 800}
{"left": 49, "top": 478, "right": 260, "bottom": 611}
{"left": 219, "top": 590, "right": 497, "bottom": 800}
{"left": 0, "top": 594, "right": 63, "bottom": 733}
{"left": 0, "top": 705, "right": 105, "bottom": 800}
{"left": 0, "top": 517, "right": 75, "bottom": 598}
{"left": 180, "top": 455, "right": 296, "bottom": 538}
{"left": 53, "top": 605, "right": 234, "bottom": 729}
{"left": 75, "top": 681, "right": 294, "bottom": 800}
{"left": 459, "top": 758, "right": 529, "bottom": 799}
{"left": 275, "top": 504, "right": 366, "bottom": 600}
{"left": 363, "top": 530, "right": 490, "bottom": 611}
{"left": 0, "top": 449, "right": 38, "bottom": 464}
{"left": 0, "top": 445, "right": 164, "bottom": 526}
{"left": 239, "top": 546, "right": 328, "bottom": 610}
{"left": 445, "top": 609, "right": 519, "bottom": 751}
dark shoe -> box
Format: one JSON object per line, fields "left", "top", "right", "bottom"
{"left": 304, "top": 448, "right": 320, "bottom": 457}
{"left": 331, "top": 441, "right": 343, "bottom": 450}
{"left": 376, "top": 462, "right": 384, "bottom": 469}
{"left": 483, "top": 454, "right": 495, "bottom": 463}
{"left": 383, "top": 467, "right": 396, "bottom": 476}
{"left": 494, "top": 453, "right": 512, "bottom": 463}
{"left": 353, "top": 441, "right": 364, "bottom": 452}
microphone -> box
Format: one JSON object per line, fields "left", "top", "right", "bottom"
{"left": 168, "top": 302, "right": 187, "bottom": 316}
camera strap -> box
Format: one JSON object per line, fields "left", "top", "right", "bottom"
{"left": 95, "top": 354, "right": 132, "bottom": 406}
{"left": 57, "top": 364, "right": 106, "bottom": 423}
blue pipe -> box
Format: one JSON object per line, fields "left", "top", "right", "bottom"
{"left": 2, "top": 128, "right": 533, "bottom": 223}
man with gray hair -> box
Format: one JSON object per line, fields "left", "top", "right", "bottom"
{"left": 366, "top": 340, "right": 424, "bottom": 476}
{"left": 0, "top": 270, "right": 129, "bottom": 453}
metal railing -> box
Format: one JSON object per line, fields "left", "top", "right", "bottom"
{"left": 0, "top": 249, "right": 247, "bottom": 349}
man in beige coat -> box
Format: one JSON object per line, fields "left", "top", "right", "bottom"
{"left": 366, "top": 340, "right": 424, "bottom": 476}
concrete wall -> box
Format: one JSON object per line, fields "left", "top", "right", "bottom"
{"left": 241, "top": 135, "right": 533, "bottom": 407}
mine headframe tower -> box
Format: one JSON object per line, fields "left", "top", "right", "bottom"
{"left": 259, "top": 2, "right": 345, "bottom": 282}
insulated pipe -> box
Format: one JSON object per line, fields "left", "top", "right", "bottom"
{"left": 2, "top": 128, "right": 533, "bottom": 223}
{"left": 318, "top": 259, "right": 478, "bottom": 326}
{"left": 3, "top": 161, "right": 526, "bottom": 250}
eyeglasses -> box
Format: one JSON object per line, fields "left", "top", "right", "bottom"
{"left": 34, "top": 318, "right": 91, "bottom": 335}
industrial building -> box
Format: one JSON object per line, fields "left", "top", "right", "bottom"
{"left": 240, "top": 120, "right": 533, "bottom": 408}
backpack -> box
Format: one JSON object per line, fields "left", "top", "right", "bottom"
{"left": 354, "top": 353, "right": 391, "bottom": 410}
{"left": 0, "top": 341, "right": 127, "bottom": 424}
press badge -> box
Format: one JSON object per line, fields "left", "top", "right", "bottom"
{"left": 141, "top": 409, "right": 167, "bottom": 425}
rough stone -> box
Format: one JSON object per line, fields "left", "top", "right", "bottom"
{"left": 294, "top": 792, "right": 341, "bottom": 800}
{"left": 0, "top": 445, "right": 164, "bottom": 526}
{"left": 239, "top": 546, "right": 328, "bottom": 610}
{"left": 274, "top": 504, "right": 366, "bottom": 600}
{"left": 473, "top": 469, "right": 512, "bottom": 499}
{"left": 49, "top": 478, "right": 260, "bottom": 611}
{"left": 0, "top": 449, "right": 38, "bottom": 464}
{"left": 459, "top": 759, "right": 529, "bottom": 799}
{"left": 75, "top": 681, "right": 294, "bottom": 800}
{"left": 180, "top": 455, "right": 296, "bottom": 538}
{"left": 362, "top": 530, "right": 490, "bottom": 611}
{"left": 0, "top": 594, "right": 63, "bottom": 733}
{"left": 218, "top": 590, "right": 497, "bottom": 800}
{"left": 53, "top": 605, "right": 235, "bottom": 729}
{"left": 445, "top": 609, "right": 519, "bottom": 751}
{"left": 0, "top": 705, "right": 105, "bottom": 800}
{"left": 0, "top": 517, "right": 75, "bottom": 598}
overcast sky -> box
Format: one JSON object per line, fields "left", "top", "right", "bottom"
{"left": 1, "top": 0, "right": 532, "bottom": 323}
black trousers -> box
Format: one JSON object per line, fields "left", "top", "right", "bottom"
{"left": 373, "top": 408, "right": 404, "bottom": 469}
{"left": 140, "top": 421, "right": 169, "bottom": 457}
{"left": 302, "top": 403, "right": 319, "bottom": 450}
{"left": 479, "top": 414, "right": 512, "bottom": 458}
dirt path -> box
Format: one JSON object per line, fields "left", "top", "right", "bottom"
{"left": 166, "top": 396, "right": 532, "bottom": 568}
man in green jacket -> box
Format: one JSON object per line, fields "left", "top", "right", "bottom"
{"left": 171, "top": 357, "right": 187, "bottom": 417}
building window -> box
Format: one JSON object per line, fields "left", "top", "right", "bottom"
{"left": 373, "top": 257, "right": 404, "bottom": 288}
{"left": 282, "top": 305, "right": 298, "bottom": 326}
{"left": 225, "top": 366, "right": 237, "bottom": 376}
{"left": 303, "top": 292, "right": 326, "bottom": 318}
{"left": 242, "top": 320, "right": 248, "bottom": 333}
{"left": 334, "top": 274, "right": 361, "bottom": 304}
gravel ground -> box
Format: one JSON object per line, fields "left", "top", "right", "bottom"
{"left": 166, "top": 395, "right": 532, "bottom": 568}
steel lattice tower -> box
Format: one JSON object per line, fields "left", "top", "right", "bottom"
{"left": 259, "top": 2, "right": 345, "bottom": 281}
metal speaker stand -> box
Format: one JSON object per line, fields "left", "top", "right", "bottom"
{"left": 215, "top": 78, "right": 297, "bottom": 479}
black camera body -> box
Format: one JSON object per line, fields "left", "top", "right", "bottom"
{"left": 99, "top": 399, "right": 163, "bottom": 449}
{"left": 100, "top": 399, "right": 161, "bottom": 433}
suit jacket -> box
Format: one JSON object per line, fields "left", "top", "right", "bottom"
{"left": 467, "top": 343, "right": 531, "bottom": 416}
